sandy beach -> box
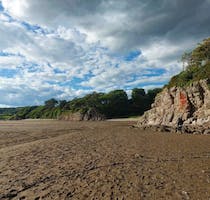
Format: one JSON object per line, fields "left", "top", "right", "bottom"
{"left": 0, "top": 120, "right": 210, "bottom": 199}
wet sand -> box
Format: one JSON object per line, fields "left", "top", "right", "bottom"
{"left": 0, "top": 120, "right": 210, "bottom": 200}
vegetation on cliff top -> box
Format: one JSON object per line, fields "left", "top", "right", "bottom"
{"left": 167, "top": 38, "right": 210, "bottom": 88}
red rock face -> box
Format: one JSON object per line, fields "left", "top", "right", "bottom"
{"left": 179, "top": 92, "right": 188, "bottom": 110}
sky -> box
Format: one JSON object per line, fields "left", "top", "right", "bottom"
{"left": 0, "top": 0, "right": 210, "bottom": 107}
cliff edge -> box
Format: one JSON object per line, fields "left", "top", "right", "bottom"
{"left": 137, "top": 79, "right": 210, "bottom": 134}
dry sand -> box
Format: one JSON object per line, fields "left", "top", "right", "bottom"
{"left": 0, "top": 120, "right": 210, "bottom": 200}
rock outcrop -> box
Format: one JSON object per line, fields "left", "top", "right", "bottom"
{"left": 59, "top": 108, "right": 105, "bottom": 121}
{"left": 137, "top": 79, "right": 210, "bottom": 133}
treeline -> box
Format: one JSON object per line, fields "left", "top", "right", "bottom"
{"left": 10, "top": 88, "right": 161, "bottom": 120}
{"left": 0, "top": 108, "right": 17, "bottom": 115}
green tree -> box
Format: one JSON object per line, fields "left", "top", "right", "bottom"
{"left": 58, "top": 100, "right": 68, "bottom": 109}
{"left": 181, "top": 52, "right": 192, "bottom": 70}
{"left": 101, "top": 90, "right": 128, "bottom": 118}
{"left": 44, "top": 98, "right": 58, "bottom": 109}
{"left": 131, "top": 88, "right": 146, "bottom": 102}
{"left": 191, "top": 38, "right": 210, "bottom": 66}
{"left": 131, "top": 88, "right": 147, "bottom": 115}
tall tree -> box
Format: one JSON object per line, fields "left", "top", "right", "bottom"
{"left": 131, "top": 88, "right": 147, "bottom": 115}
{"left": 44, "top": 98, "right": 58, "bottom": 109}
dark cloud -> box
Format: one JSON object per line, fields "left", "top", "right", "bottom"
{"left": 108, "top": 0, "right": 210, "bottom": 49}
{"left": 2, "top": 0, "right": 210, "bottom": 51}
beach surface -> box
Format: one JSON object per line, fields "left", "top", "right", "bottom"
{"left": 0, "top": 120, "right": 210, "bottom": 199}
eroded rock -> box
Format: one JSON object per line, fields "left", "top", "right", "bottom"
{"left": 59, "top": 108, "right": 105, "bottom": 121}
{"left": 137, "top": 79, "right": 210, "bottom": 134}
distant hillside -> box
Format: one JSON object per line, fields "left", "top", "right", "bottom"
{"left": 0, "top": 108, "right": 17, "bottom": 115}
{"left": 167, "top": 38, "right": 210, "bottom": 88}
{"left": 0, "top": 108, "right": 19, "bottom": 120}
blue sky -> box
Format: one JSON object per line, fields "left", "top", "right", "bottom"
{"left": 0, "top": 0, "right": 210, "bottom": 107}
{"left": 0, "top": 2, "right": 3, "bottom": 11}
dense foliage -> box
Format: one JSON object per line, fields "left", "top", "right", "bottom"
{"left": 168, "top": 38, "right": 210, "bottom": 88}
{"left": 0, "top": 108, "right": 17, "bottom": 115}
{"left": 5, "top": 88, "right": 161, "bottom": 120}
{"left": 0, "top": 108, "right": 19, "bottom": 120}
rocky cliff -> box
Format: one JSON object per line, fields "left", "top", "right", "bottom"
{"left": 137, "top": 79, "right": 210, "bottom": 133}
{"left": 59, "top": 108, "right": 105, "bottom": 121}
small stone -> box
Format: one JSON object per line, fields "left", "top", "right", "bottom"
{"left": 181, "top": 191, "right": 190, "bottom": 200}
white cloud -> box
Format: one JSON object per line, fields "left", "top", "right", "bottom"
{"left": 0, "top": 55, "right": 24, "bottom": 69}
{"left": 0, "top": 13, "right": 10, "bottom": 21}
{"left": 0, "top": 104, "right": 15, "bottom": 108}
{"left": 2, "top": 0, "right": 28, "bottom": 18}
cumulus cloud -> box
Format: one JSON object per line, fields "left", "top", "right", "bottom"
{"left": 0, "top": 0, "right": 210, "bottom": 107}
